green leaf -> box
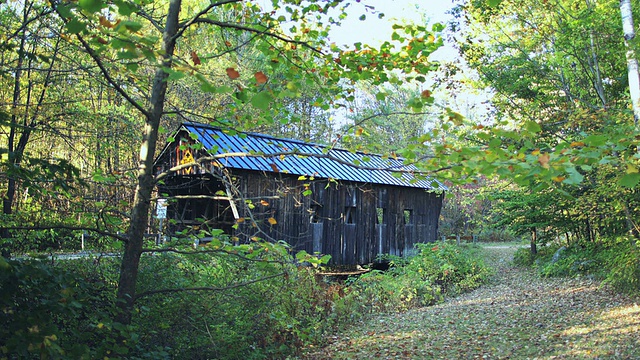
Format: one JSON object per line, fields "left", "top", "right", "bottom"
{"left": 251, "top": 92, "right": 273, "bottom": 110}
{"left": 619, "top": 173, "right": 640, "bottom": 188}
{"left": 117, "top": 49, "right": 140, "bottom": 60}
{"left": 78, "top": 0, "right": 104, "bottom": 13}
{"left": 523, "top": 121, "right": 541, "bottom": 134}
{"left": 563, "top": 167, "right": 584, "bottom": 185}
{"left": 114, "top": 0, "right": 136, "bottom": 16}
{"left": 487, "top": 0, "right": 502, "bottom": 7}
{"left": 116, "top": 20, "right": 143, "bottom": 33}
{"left": 295, "top": 250, "right": 309, "bottom": 261}
{"left": 584, "top": 135, "right": 607, "bottom": 147}
{"left": 163, "top": 67, "right": 186, "bottom": 81}
{"left": 66, "top": 19, "right": 87, "bottom": 34}
{"left": 125, "top": 62, "right": 139, "bottom": 72}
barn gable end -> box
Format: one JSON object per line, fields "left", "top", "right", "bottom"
{"left": 153, "top": 122, "right": 446, "bottom": 265}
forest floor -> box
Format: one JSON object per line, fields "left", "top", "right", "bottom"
{"left": 300, "top": 244, "right": 640, "bottom": 359}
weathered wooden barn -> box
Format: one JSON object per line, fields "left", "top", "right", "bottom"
{"left": 153, "top": 122, "right": 446, "bottom": 265}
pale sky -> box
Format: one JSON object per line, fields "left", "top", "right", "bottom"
{"left": 326, "top": 0, "right": 455, "bottom": 49}
{"left": 256, "top": 0, "right": 456, "bottom": 59}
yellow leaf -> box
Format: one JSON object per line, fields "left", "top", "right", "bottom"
{"left": 552, "top": 176, "right": 566, "bottom": 182}
{"left": 570, "top": 141, "right": 585, "bottom": 147}
{"left": 260, "top": 199, "right": 269, "bottom": 206}
{"left": 268, "top": 217, "right": 277, "bottom": 225}
{"left": 627, "top": 164, "right": 639, "bottom": 174}
{"left": 99, "top": 16, "right": 114, "bottom": 28}
{"left": 355, "top": 127, "right": 364, "bottom": 136}
{"left": 236, "top": 217, "right": 245, "bottom": 223}
{"left": 538, "top": 153, "right": 550, "bottom": 169}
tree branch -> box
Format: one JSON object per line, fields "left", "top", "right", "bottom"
{"left": 189, "top": 18, "right": 324, "bottom": 55}
{"left": 72, "top": 34, "right": 150, "bottom": 117}
{"left": 134, "top": 271, "right": 286, "bottom": 300}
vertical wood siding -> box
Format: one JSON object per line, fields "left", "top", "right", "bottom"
{"left": 156, "top": 141, "right": 444, "bottom": 265}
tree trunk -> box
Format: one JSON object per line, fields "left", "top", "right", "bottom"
{"left": 620, "top": 0, "right": 640, "bottom": 123}
{"left": 2, "top": 4, "right": 33, "bottom": 258}
{"left": 115, "top": 0, "right": 182, "bottom": 325}
{"left": 530, "top": 228, "right": 537, "bottom": 255}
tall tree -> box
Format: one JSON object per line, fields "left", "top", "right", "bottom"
{"left": 620, "top": 0, "right": 640, "bottom": 123}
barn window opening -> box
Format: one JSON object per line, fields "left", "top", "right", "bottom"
{"left": 310, "top": 204, "right": 322, "bottom": 223}
{"left": 376, "top": 207, "right": 385, "bottom": 224}
{"left": 345, "top": 206, "right": 356, "bottom": 224}
{"left": 403, "top": 209, "right": 413, "bottom": 224}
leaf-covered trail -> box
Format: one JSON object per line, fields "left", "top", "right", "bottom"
{"left": 301, "top": 245, "right": 640, "bottom": 359}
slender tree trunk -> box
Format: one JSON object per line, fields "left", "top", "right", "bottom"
{"left": 589, "top": 32, "right": 606, "bottom": 107}
{"left": 530, "top": 228, "right": 537, "bottom": 255}
{"left": 585, "top": 0, "right": 607, "bottom": 108}
{"left": 115, "top": 0, "right": 182, "bottom": 325}
{"left": 620, "top": 0, "right": 640, "bottom": 123}
{"left": 1, "top": 4, "right": 30, "bottom": 258}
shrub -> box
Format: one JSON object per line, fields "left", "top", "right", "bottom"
{"left": 2, "top": 239, "right": 493, "bottom": 359}
{"left": 0, "top": 256, "right": 168, "bottom": 359}
{"left": 516, "top": 237, "right": 640, "bottom": 294}
{"left": 513, "top": 247, "right": 535, "bottom": 266}
{"left": 601, "top": 238, "right": 640, "bottom": 292}
{"left": 478, "top": 228, "right": 517, "bottom": 242}
{"left": 341, "top": 241, "right": 491, "bottom": 318}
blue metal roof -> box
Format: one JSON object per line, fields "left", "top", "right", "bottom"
{"left": 180, "top": 122, "right": 446, "bottom": 190}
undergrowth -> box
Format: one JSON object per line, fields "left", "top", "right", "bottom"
{"left": 341, "top": 242, "right": 492, "bottom": 316}
{"left": 513, "top": 236, "right": 640, "bottom": 293}
{"left": 2, "top": 241, "right": 491, "bottom": 359}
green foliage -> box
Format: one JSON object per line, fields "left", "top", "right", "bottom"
{"left": 537, "top": 244, "right": 601, "bottom": 278}
{"left": 2, "top": 237, "right": 492, "bottom": 359}
{"left": 512, "top": 247, "right": 536, "bottom": 266}
{"left": 514, "top": 237, "right": 640, "bottom": 293}
{"left": 407, "top": 242, "right": 492, "bottom": 294}
{"left": 130, "top": 242, "right": 337, "bottom": 359}
{"left": 477, "top": 228, "right": 517, "bottom": 242}
{"left": 0, "top": 256, "right": 169, "bottom": 359}
{"left": 604, "top": 239, "right": 640, "bottom": 292}
{"left": 343, "top": 242, "right": 491, "bottom": 317}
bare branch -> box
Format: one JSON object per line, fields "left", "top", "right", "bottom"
{"left": 189, "top": 18, "right": 324, "bottom": 55}
{"left": 5, "top": 225, "right": 128, "bottom": 242}
{"left": 72, "top": 34, "right": 149, "bottom": 117}
{"left": 134, "top": 271, "right": 286, "bottom": 300}
{"left": 174, "top": 0, "right": 242, "bottom": 41}
{"left": 141, "top": 246, "right": 288, "bottom": 264}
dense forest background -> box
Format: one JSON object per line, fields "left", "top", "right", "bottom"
{"left": 2, "top": 0, "right": 640, "bottom": 358}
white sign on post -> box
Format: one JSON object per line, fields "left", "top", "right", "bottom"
{"left": 156, "top": 198, "right": 168, "bottom": 219}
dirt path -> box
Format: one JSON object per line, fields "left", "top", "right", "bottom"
{"left": 301, "top": 245, "right": 640, "bottom": 359}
